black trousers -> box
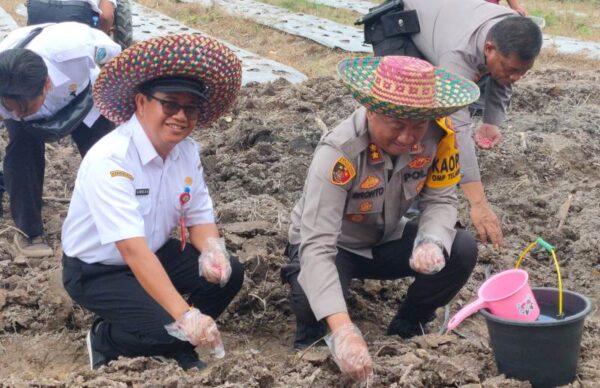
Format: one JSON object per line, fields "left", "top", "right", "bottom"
{"left": 2, "top": 116, "right": 112, "bottom": 237}
{"left": 26, "top": 0, "right": 98, "bottom": 28}
{"left": 63, "top": 239, "right": 245, "bottom": 361}
{"left": 282, "top": 223, "right": 477, "bottom": 324}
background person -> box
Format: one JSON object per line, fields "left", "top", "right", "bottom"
{"left": 0, "top": 22, "right": 121, "bottom": 257}
{"left": 27, "top": 0, "right": 116, "bottom": 34}
{"left": 61, "top": 34, "right": 244, "bottom": 371}
{"left": 281, "top": 56, "right": 480, "bottom": 382}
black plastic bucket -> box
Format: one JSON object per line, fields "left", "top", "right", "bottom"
{"left": 481, "top": 287, "right": 592, "bottom": 388}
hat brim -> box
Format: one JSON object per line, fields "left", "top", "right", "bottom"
{"left": 338, "top": 57, "right": 480, "bottom": 120}
{"left": 93, "top": 33, "right": 242, "bottom": 127}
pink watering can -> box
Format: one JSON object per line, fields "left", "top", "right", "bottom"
{"left": 447, "top": 269, "right": 540, "bottom": 331}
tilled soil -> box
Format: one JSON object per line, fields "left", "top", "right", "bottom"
{"left": 0, "top": 68, "right": 599, "bottom": 387}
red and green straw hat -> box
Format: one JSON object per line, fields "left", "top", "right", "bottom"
{"left": 337, "top": 56, "right": 480, "bottom": 120}
{"left": 93, "top": 33, "right": 242, "bottom": 127}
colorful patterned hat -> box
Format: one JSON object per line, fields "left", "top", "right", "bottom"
{"left": 338, "top": 56, "right": 480, "bottom": 120}
{"left": 93, "top": 33, "right": 242, "bottom": 127}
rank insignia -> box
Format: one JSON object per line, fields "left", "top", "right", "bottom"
{"left": 368, "top": 143, "right": 382, "bottom": 162}
{"left": 68, "top": 83, "right": 77, "bottom": 97}
{"left": 409, "top": 143, "right": 424, "bottom": 154}
{"left": 408, "top": 156, "right": 432, "bottom": 169}
{"left": 359, "top": 201, "right": 373, "bottom": 213}
{"left": 110, "top": 170, "right": 134, "bottom": 181}
{"left": 360, "top": 175, "right": 380, "bottom": 190}
{"left": 331, "top": 156, "right": 356, "bottom": 186}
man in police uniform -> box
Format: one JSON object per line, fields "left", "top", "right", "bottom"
{"left": 282, "top": 56, "right": 480, "bottom": 381}
{"left": 363, "top": 0, "right": 543, "bottom": 248}
{"left": 0, "top": 22, "right": 121, "bottom": 257}
{"left": 61, "top": 34, "right": 244, "bottom": 370}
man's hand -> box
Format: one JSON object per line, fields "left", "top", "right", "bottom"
{"left": 199, "top": 237, "right": 232, "bottom": 286}
{"left": 410, "top": 241, "right": 445, "bottom": 274}
{"left": 470, "top": 201, "right": 503, "bottom": 247}
{"left": 474, "top": 123, "right": 502, "bottom": 149}
{"left": 325, "top": 323, "right": 373, "bottom": 382}
{"left": 165, "top": 307, "right": 225, "bottom": 358}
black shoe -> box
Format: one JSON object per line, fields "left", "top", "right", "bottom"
{"left": 386, "top": 311, "right": 436, "bottom": 339}
{"left": 293, "top": 320, "right": 327, "bottom": 350}
{"left": 172, "top": 347, "right": 207, "bottom": 371}
{"left": 86, "top": 318, "right": 108, "bottom": 370}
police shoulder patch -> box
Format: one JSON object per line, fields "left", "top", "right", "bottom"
{"left": 331, "top": 156, "right": 356, "bottom": 186}
{"left": 110, "top": 170, "right": 134, "bottom": 181}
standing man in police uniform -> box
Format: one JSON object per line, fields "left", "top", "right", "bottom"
{"left": 282, "top": 56, "right": 480, "bottom": 381}
{"left": 0, "top": 22, "right": 121, "bottom": 257}
{"left": 361, "top": 0, "right": 543, "bottom": 248}
{"left": 61, "top": 34, "right": 245, "bottom": 371}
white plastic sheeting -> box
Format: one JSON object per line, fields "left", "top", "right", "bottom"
{"left": 130, "top": 2, "right": 307, "bottom": 84}
{"left": 187, "top": 0, "right": 370, "bottom": 52}
{"left": 0, "top": 6, "right": 18, "bottom": 41}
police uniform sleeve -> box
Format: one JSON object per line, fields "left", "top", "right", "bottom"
{"left": 88, "top": 27, "right": 122, "bottom": 65}
{"left": 483, "top": 77, "right": 511, "bottom": 127}
{"left": 297, "top": 145, "right": 353, "bottom": 321}
{"left": 185, "top": 145, "right": 215, "bottom": 226}
{"left": 80, "top": 159, "right": 146, "bottom": 244}
{"left": 417, "top": 184, "right": 458, "bottom": 255}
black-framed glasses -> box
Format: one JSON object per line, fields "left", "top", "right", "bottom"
{"left": 147, "top": 95, "right": 202, "bottom": 120}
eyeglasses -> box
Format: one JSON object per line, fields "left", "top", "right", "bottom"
{"left": 147, "top": 95, "right": 202, "bottom": 120}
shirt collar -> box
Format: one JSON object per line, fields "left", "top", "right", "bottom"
{"left": 130, "top": 114, "right": 182, "bottom": 165}
{"left": 43, "top": 58, "right": 70, "bottom": 87}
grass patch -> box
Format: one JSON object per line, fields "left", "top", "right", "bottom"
{"left": 525, "top": 0, "right": 600, "bottom": 42}
{"left": 259, "top": 0, "right": 360, "bottom": 25}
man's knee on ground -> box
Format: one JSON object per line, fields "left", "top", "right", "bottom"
{"left": 287, "top": 275, "right": 318, "bottom": 323}
{"left": 450, "top": 230, "right": 478, "bottom": 273}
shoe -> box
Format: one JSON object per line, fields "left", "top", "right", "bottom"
{"left": 86, "top": 318, "right": 108, "bottom": 370}
{"left": 172, "top": 347, "right": 206, "bottom": 371}
{"left": 293, "top": 320, "right": 327, "bottom": 350}
{"left": 14, "top": 234, "right": 53, "bottom": 257}
{"left": 386, "top": 310, "right": 436, "bottom": 339}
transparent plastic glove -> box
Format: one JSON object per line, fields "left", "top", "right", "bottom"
{"left": 164, "top": 307, "right": 225, "bottom": 359}
{"left": 410, "top": 239, "right": 446, "bottom": 275}
{"left": 199, "top": 237, "right": 232, "bottom": 287}
{"left": 324, "top": 323, "right": 374, "bottom": 382}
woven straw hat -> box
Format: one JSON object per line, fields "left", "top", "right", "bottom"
{"left": 338, "top": 56, "right": 480, "bottom": 120}
{"left": 93, "top": 33, "right": 242, "bottom": 127}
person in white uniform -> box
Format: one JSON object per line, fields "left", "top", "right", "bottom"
{"left": 27, "top": 0, "right": 117, "bottom": 34}
{"left": 61, "top": 34, "right": 245, "bottom": 371}
{"left": 0, "top": 22, "right": 121, "bottom": 257}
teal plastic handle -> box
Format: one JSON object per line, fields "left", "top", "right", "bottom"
{"left": 536, "top": 237, "right": 555, "bottom": 252}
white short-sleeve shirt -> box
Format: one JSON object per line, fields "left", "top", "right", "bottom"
{"left": 61, "top": 114, "right": 216, "bottom": 265}
{"left": 0, "top": 22, "right": 121, "bottom": 126}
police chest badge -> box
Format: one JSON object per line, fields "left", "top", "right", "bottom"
{"left": 331, "top": 156, "right": 356, "bottom": 186}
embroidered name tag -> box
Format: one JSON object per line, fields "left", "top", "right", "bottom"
{"left": 135, "top": 189, "right": 150, "bottom": 196}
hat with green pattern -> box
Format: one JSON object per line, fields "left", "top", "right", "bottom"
{"left": 338, "top": 56, "right": 479, "bottom": 120}
{"left": 93, "top": 33, "right": 242, "bottom": 127}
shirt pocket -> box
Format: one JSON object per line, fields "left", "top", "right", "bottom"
{"left": 345, "top": 190, "right": 385, "bottom": 215}
{"left": 135, "top": 193, "right": 152, "bottom": 216}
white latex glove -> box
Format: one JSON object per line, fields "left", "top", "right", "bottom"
{"left": 410, "top": 239, "right": 446, "bottom": 275}
{"left": 164, "top": 307, "right": 225, "bottom": 358}
{"left": 324, "top": 323, "right": 374, "bottom": 382}
{"left": 199, "top": 237, "right": 232, "bottom": 287}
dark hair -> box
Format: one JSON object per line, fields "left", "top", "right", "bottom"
{"left": 486, "top": 16, "right": 543, "bottom": 61}
{"left": 0, "top": 48, "right": 48, "bottom": 107}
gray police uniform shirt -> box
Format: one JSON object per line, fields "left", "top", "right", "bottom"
{"left": 62, "top": 114, "right": 215, "bottom": 265}
{"left": 288, "top": 108, "right": 459, "bottom": 321}
{"left": 0, "top": 22, "right": 121, "bottom": 126}
{"left": 403, "top": 0, "right": 516, "bottom": 183}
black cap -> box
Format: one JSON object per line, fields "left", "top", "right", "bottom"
{"left": 138, "top": 76, "right": 208, "bottom": 100}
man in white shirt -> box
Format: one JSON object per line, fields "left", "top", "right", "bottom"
{"left": 27, "top": 0, "right": 117, "bottom": 34}
{"left": 62, "top": 34, "right": 244, "bottom": 370}
{"left": 0, "top": 22, "right": 121, "bottom": 257}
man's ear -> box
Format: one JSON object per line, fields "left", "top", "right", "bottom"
{"left": 134, "top": 93, "right": 148, "bottom": 116}
{"left": 484, "top": 40, "right": 496, "bottom": 57}
{"left": 43, "top": 77, "right": 51, "bottom": 94}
